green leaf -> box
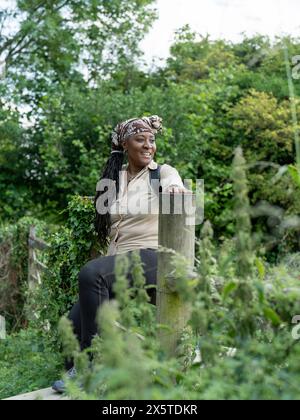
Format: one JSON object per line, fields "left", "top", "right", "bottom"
{"left": 263, "top": 307, "right": 281, "bottom": 326}
{"left": 222, "top": 281, "right": 238, "bottom": 300}
{"left": 288, "top": 165, "right": 300, "bottom": 188}
{"left": 254, "top": 281, "right": 265, "bottom": 304}
{"left": 255, "top": 258, "right": 266, "bottom": 280}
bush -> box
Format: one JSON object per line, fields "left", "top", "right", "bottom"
{"left": 57, "top": 248, "right": 300, "bottom": 400}
{"left": 0, "top": 328, "right": 62, "bottom": 400}
{"left": 0, "top": 217, "right": 51, "bottom": 332}
{"left": 31, "top": 195, "right": 104, "bottom": 330}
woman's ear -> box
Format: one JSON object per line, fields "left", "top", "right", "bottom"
{"left": 122, "top": 140, "right": 127, "bottom": 152}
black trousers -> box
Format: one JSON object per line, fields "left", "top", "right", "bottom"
{"left": 66, "top": 248, "right": 157, "bottom": 367}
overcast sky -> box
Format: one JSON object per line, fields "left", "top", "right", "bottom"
{"left": 1, "top": 0, "right": 299, "bottom": 74}
{"left": 141, "top": 0, "right": 300, "bottom": 65}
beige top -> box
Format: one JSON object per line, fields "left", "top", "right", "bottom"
{"left": 106, "top": 159, "right": 184, "bottom": 256}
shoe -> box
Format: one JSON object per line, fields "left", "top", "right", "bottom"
{"left": 52, "top": 366, "right": 77, "bottom": 394}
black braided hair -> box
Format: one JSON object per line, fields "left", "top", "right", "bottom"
{"left": 94, "top": 150, "right": 124, "bottom": 249}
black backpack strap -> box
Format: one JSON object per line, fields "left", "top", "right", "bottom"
{"left": 149, "top": 164, "right": 162, "bottom": 194}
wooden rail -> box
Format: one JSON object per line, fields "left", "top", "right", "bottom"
{"left": 0, "top": 315, "right": 5, "bottom": 340}
{"left": 27, "top": 225, "right": 50, "bottom": 290}
{"left": 0, "top": 226, "right": 50, "bottom": 339}
{"left": 3, "top": 387, "right": 68, "bottom": 400}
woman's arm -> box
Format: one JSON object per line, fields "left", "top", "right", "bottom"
{"left": 160, "top": 164, "right": 192, "bottom": 194}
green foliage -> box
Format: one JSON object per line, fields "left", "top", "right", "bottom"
{"left": 232, "top": 147, "right": 254, "bottom": 279}
{"left": 0, "top": 195, "right": 103, "bottom": 333}
{"left": 0, "top": 216, "right": 50, "bottom": 332}
{"left": 166, "top": 27, "right": 239, "bottom": 83}
{"left": 0, "top": 328, "right": 62, "bottom": 400}
{"left": 112, "top": 251, "right": 156, "bottom": 336}
{"left": 1, "top": 2, "right": 300, "bottom": 399}
{"left": 33, "top": 195, "right": 104, "bottom": 328}
{"left": 53, "top": 151, "right": 300, "bottom": 400}
{"left": 0, "top": 103, "right": 35, "bottom": 222}
{"left": 57, "top": 245, "right": 300, "bottom": 400}
{"left": 1, "top": 149, "right": 300, "bottom": 400}
{"left": 230, "top": 90, "right": 297, "bottom": 164}
{"left": 190, "top": 330, "right": 300, "bottom": 400}
{"left": 1, "top": 0, "right": 158, "bottom": 106}
{"left": 1, "top": 26, "right": 300, "bottom": 257}
{"left": 58, "top": 317, "right": 80, "bottom": 367}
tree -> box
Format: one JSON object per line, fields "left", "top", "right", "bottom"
{"left": 0, "top": 0, "right": 157, "bottom": 108}
{"left": 0, "top": 100, "right": 32, "bottom": 221}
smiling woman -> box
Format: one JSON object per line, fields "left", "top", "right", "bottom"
{"left": 123, "top": 131, "right": 157, "bottom": 180}
{"left": 94, "top": 115, "right": 189, "bottom": 250}
{"left": 52, "top": 115, "right": 191, "bottom": 394}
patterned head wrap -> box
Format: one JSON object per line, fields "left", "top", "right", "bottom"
{"left": 111, "top": 115, "right": 163, "bottom": 153}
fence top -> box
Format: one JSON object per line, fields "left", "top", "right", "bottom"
{"left": 28, "top": 225, "right": 49, "bottom": 250}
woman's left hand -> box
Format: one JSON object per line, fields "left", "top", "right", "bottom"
{"left": 167, "top": 186, "right": 193, "bottom": 194}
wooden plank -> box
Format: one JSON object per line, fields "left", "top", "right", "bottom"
{"left": 3, "top": 387, "right": 69, "bottom": 400}
{"left": 28, "top": 225, "right": 50, "bottom": 251}
{"left": 0, "top": 315, "right": 6, "bottom": 339}
{"left": 28, "top": 237, "right": 50, "bottom": 251}
{"left": 29, "top": 274, "right": 40, "bottom": 283}
{"left": 28, "top": 226, "right": 44, "bottom": 290}
{"left": 28, "top": 227, "right": 36, "bottom": 287}
{"left": 35, "top": 259, "right": 49, "bottom": 272}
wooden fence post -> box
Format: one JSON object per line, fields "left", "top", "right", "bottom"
{"left": 0, "top": 315, "right": 6, "bottom": 339}
{"left": 28, "top": 226, "right": 40, "bottom": 290}
{"left": 28, "top": 225, "right": 49, "bottom": 290}
{"left": 156, "top": 192, "right": 196, "bottom": 357}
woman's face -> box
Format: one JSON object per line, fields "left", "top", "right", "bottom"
{"left": 123, "top": 131, "right": 157, "bottom": 169}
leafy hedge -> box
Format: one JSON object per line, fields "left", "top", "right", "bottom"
{"left": 0, "top": 217, "right": 50, "bottom": 332}
{"left": 28, "top": 196, "right": 105, "bottom": 331}
{"left": 0, "top": 196, "right": 104, "bottom": 333}
{"left": 0, "top": 329, "right": 62, "bottom": 400}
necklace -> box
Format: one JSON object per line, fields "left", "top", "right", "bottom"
{"left": 127, "top": 170, "right": 138, "bottom": 183}
{"left": 126, "top": 166, "right": 140, "bottom": 182}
